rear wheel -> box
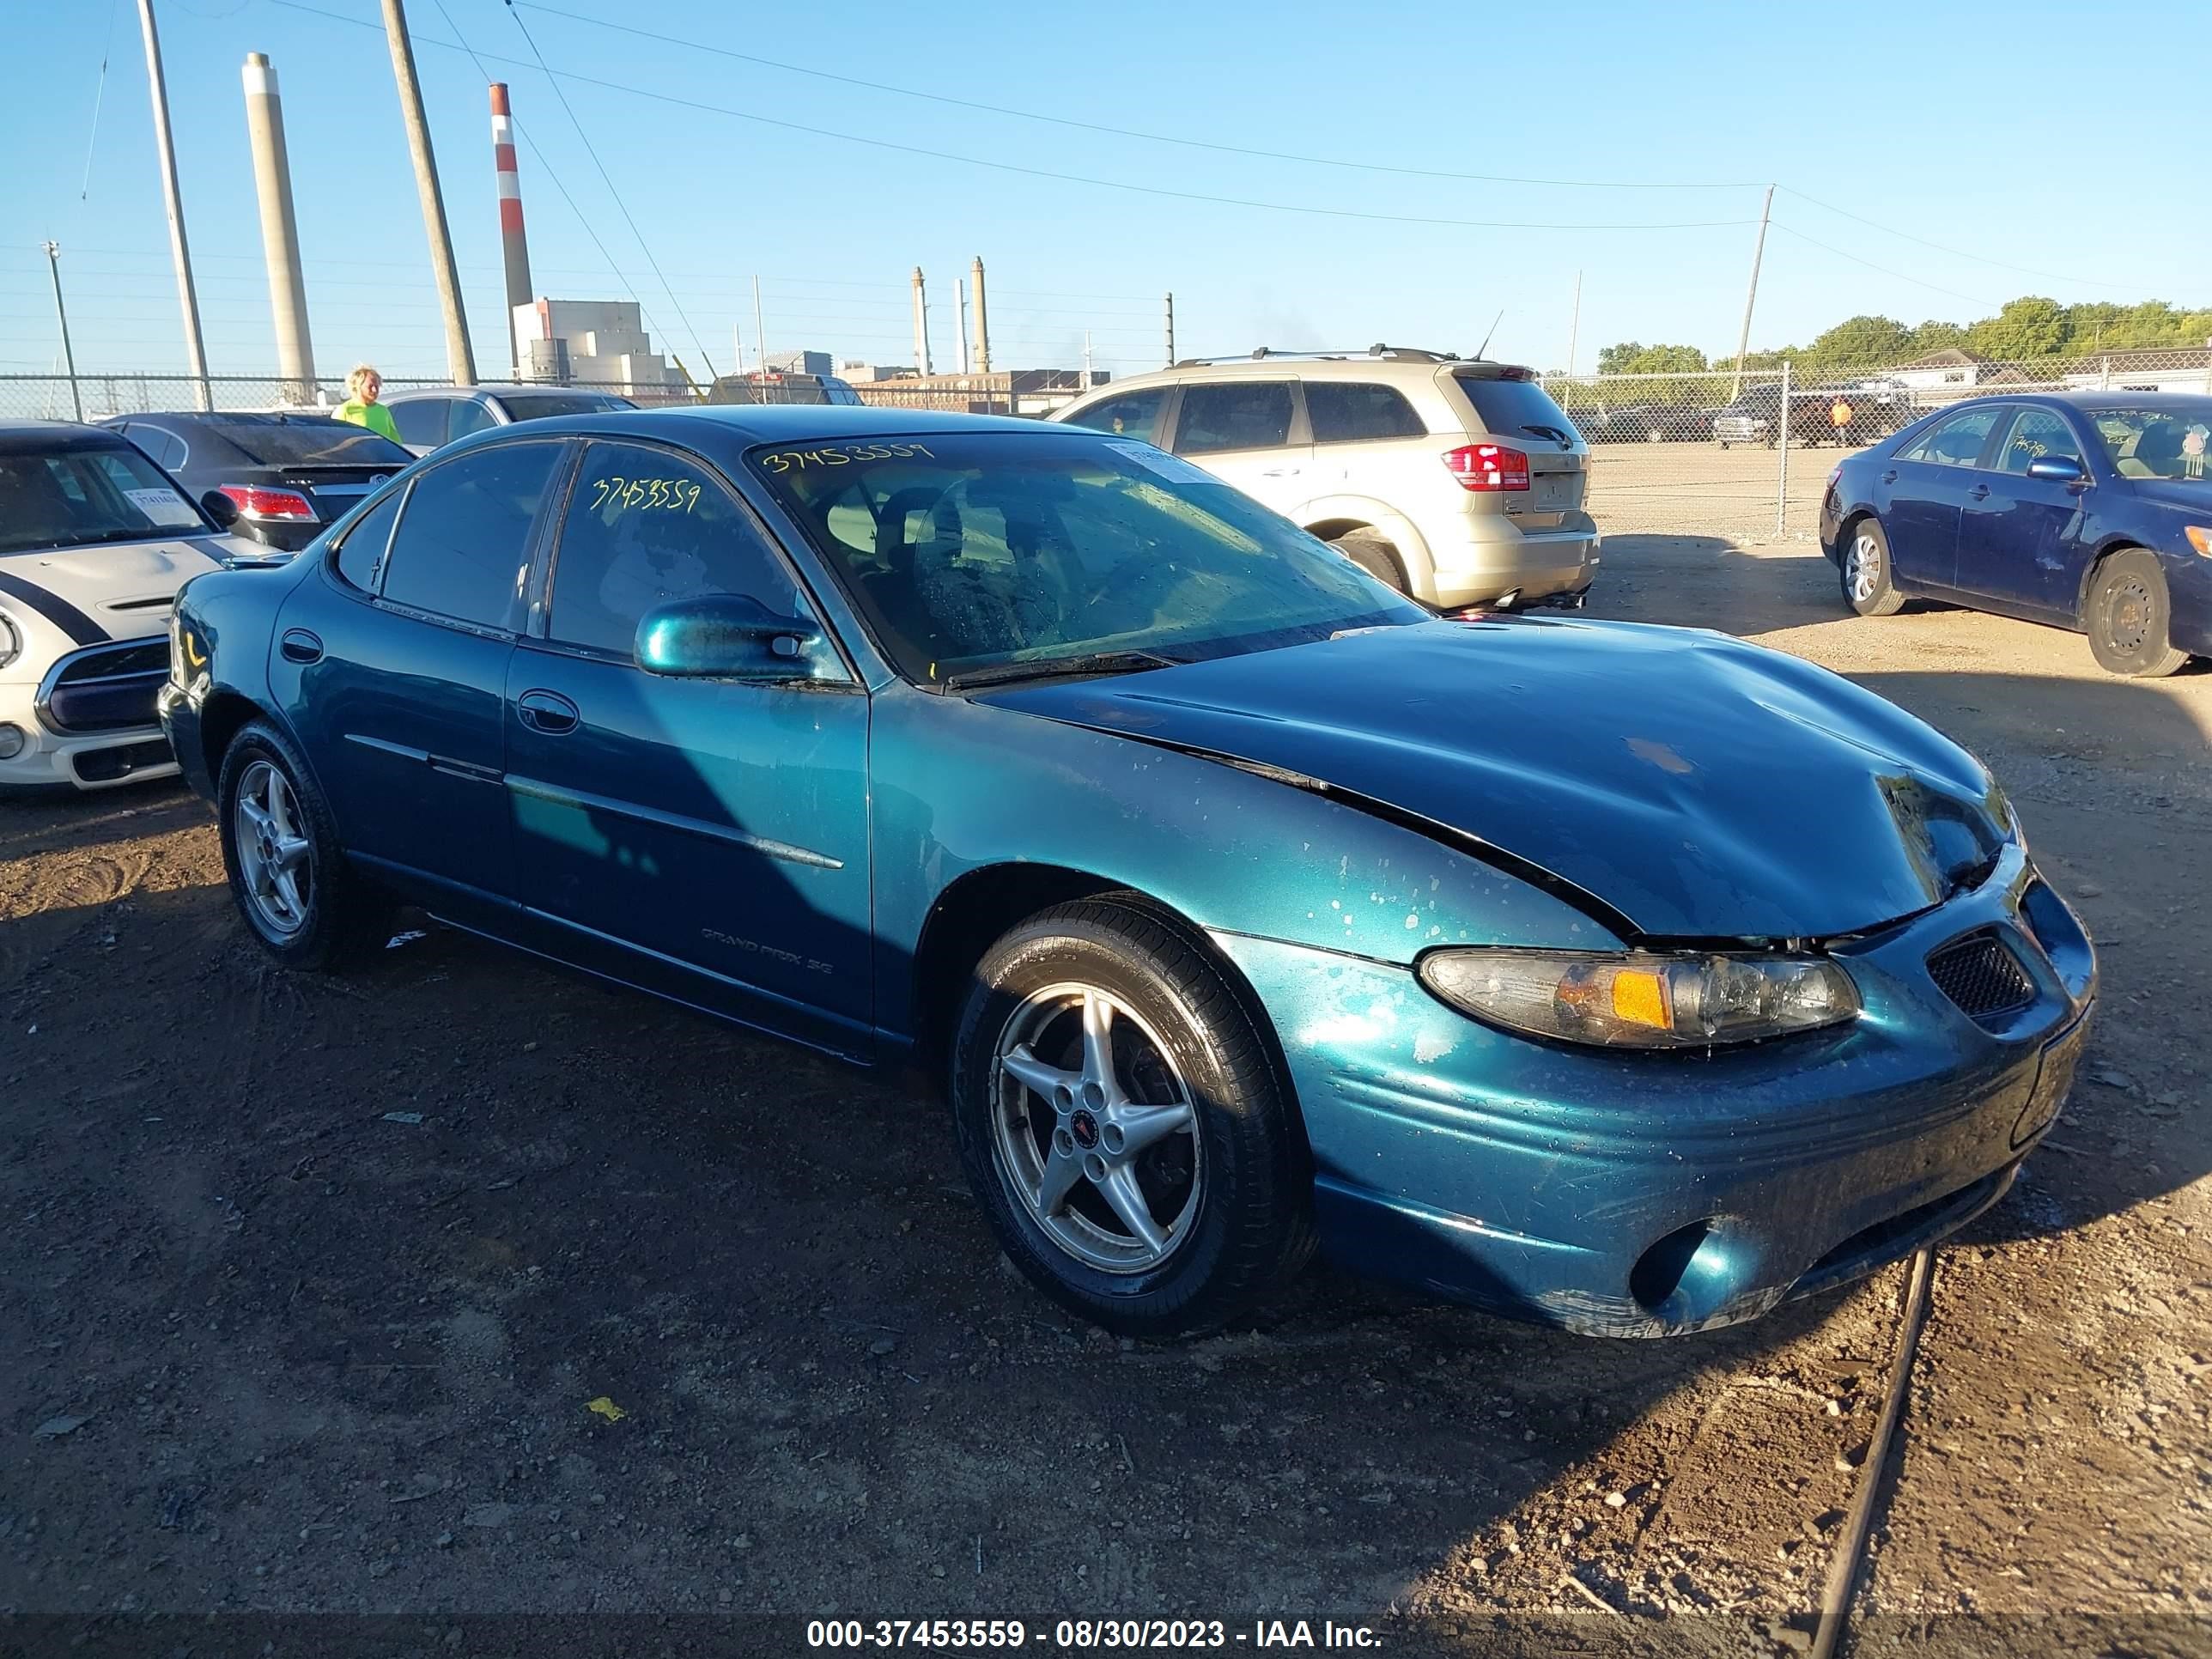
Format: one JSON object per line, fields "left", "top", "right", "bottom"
{"left": 949, "top": 898, "right": 1314, "bottom": 1339}
{"left": 2085, "top": 549, "right": 2190, "bottom": 678}
{"left": 1329, "top": 531, "right": 1407, "bottom": 592}
{"left": 1842, "top": 518, "right": 1907, "bottom": 617}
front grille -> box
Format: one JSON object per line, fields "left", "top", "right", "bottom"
{"left": 72, "top": 737, "right": 175, "bottom": 783}
{"left": 41, "top": 641, "right": 170, "bottom": 733}
{"left": 1927, "top": 931, "right": 2036, "bottom": 1024}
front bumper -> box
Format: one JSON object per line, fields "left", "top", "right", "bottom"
{"left": 0, "top": 680, "right": 178, "bottom": 791}
{"left": 1213, "top": 842, "right": 2094, "bottom": 1337}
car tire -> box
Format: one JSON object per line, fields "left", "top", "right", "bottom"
{"left": 948, "top": 896, "right": 1316, "bottom": 1340}
{"left": 2084, "top": 549, "right": 2191, "bottom": 678}
{"left": 216, "top": 720, "right": 389, "bottom": 970}
{"left": 1841, "top": 518, "right": 1907, "bottom": 617}
{"left": 1329, "top": 531, "right": 1407, "bottom": 592}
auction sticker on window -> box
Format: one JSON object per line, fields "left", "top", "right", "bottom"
{"left": 125, "top": 487, "right": 201, "bottom": 527}
{"left": 1102, "top": 441, "right": 1221, "bottom": 489}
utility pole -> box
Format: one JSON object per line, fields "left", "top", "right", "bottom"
{"left": 380, "top": 0, "right": 476, "bottom": 383}
{"left": 242, "top": 54, "right": 317, "bottom": 404}
{"left": 1083, "top": 330, "right": 1093, "bottom": 389}
{"left": 137, "top": 0, "right": 211, "bottom": 409}
{"left": 1164, "top": 292, "right": 1175, "bottom": 367}
{"left": 44, "top": 244, "right": 84, "bottom": 422}
{"left": 954, "top": 278, "right": 971, "bottom": 374}
{"left": 752, "top": 275, "right": 768, "bottom": 380}
{"left": 911, "top": 266, "right": 932, "bottom": 375}
{"left": 1565, "top": 269, "right": 1582, "bottom": 381}
{"left": 969, "top": 255, "right": 991, "bottom": 373}
{"left": 1730, "top": 184, "right": 1774, "bottom": 399}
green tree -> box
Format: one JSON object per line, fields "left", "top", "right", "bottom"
{"left": 1964, "top": 296, "right": 2069, "bottom": 361}
{"left": 1801, "top": 315, "right": 1915, "bottom": 370}
{"left": 1595, "top": 342, "right": 1709, "bottom": 375}
{"left": 1905, "top": 319, "right": 1967, "bottom": 356}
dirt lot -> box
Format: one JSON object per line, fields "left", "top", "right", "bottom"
{"left": 3, "top": 535, "right": 2209, "bottom": 1656}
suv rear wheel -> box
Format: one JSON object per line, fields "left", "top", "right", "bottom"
{"left": 1329, "top": 531, "right": 1407, "bottom": 592}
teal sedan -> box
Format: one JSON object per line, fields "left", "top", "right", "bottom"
{"left": 161, "top": 408, "right": 2094, "bottom": 1339}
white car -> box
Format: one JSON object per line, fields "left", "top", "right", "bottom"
{"left": 1051, "top": 346, "right": 1598, "bottom": 610}
{"left": 0, "top": 422, "right": 258, "bottom": 790}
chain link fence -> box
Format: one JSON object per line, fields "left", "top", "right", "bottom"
{"left": 7, "top": 348, "right": 2208, "bottom": 545}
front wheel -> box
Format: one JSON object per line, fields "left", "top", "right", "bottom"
{"left": 1842, "top": 519, "right": 1907, "bottom": 617}
{"left": 2085, "top": 550, "right": 2190, "bottom": 678}
{"left": 216, "top": 720, "right": 388, "bottom": 969}
{"left": 949, "top": 898, "right": 1314, "bottom": 1339}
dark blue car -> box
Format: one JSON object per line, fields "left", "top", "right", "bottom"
{"left": 161, "top": 407, "right": 2094, "bottom": 1340}
{"left": 1820, "top": 391, "right": 2212, "bottom": 676}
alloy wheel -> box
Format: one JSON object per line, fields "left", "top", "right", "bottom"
{"left": 990, "top": 982, "right": 1202, "bottom": 1274}
{"left": 234, "top": 758, "right": 313, "bottom": 937}
{"left": 1847, "top": 532, "right": 1881, "bottom": 604}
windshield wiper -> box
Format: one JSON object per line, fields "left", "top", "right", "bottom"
{"left": 942, "top": 648, "right": 1188, "bottom": 693}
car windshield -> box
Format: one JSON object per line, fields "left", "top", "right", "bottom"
{"left": 0, "top": 441, "right": 210, "bottom": 556}
{"left": 499, "top": 392, "right": 635, "bottom": 421}
{"left": 750, "top": 430, "right": 1422, "bottom": 686}
{"left": 207, "top": 416, "right": 411, "bottom": 466}
{"left": 2086, "top": 403, "right": 2212, "bottom": 482}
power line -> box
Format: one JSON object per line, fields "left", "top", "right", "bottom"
{"left": 264, "top": 1, "right": 1753, "bottom": 235}
{"left": 513, "top": 0, "right": 1759, "bottom": 193}
{"left": 497, "top": 0, "right": 717, "bottom": 379}
{"left": 1767, "top": 222, "right": 1999, "bottom": 310}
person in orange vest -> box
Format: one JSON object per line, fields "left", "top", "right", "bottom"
{"left": 1828, "top": 393, "right": 1856, "bottom": 447}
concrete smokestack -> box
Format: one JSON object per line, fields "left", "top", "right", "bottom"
{"left": 911, "top": 266, "right": 932, "bottom": 375}
{"left": 969, "top": 255, "right": 991, "bottom": 373}
{"left": 489, "top": 83, "right": 533, "bottom": 380}
{"left": 240, "top": 53, "right": 315, "bottom": 401}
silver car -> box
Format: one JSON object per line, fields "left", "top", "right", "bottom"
{"left": 380, "top": 385, "right": 639, "bottom": 458}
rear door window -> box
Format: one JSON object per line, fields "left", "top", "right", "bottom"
{"left": 333, "top": 487, "right": 405, "bottom": 592}
{"left": 377, "top": 442, "right": 562, "bottom": 629}
{"left": 1063, "top": 388, "right": 1169, "bottom": 444}
{"left": 388, "top": 398, "right": 450, "bottom": 450}
{"left": 447, "top": 399, "right": 500, "bottom": 441}
{"left": 1306, "top": 382, "right": 1427, "bottom": 443}
{"left": 1172, "top": 383, "right": 1293, "bottom": 455}
{"left": 1899, "top": 407, "right": 2003, "bottom": 468}
{"left": 1453, "top": 374, "right": 1578, "bottom": 443}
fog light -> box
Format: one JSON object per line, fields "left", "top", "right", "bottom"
{"left": 0, "top": 722, "right": 26, "bottom": 760}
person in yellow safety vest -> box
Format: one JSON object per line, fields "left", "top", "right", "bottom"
{"left": 333, "top": 363, "right": 401, "bottom": 444}
{"left": 1829, "top": 394, "right": 1856, "bottom": 446}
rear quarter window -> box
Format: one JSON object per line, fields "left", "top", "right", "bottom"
{"left": 1306, "top": 382, "right": 1428, "bottom": 443}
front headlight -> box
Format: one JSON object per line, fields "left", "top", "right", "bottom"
{"left": 1418, "top": 948, "right": 1861, "bottom": 1049}
{"left": 0, "top": 608, "right": 21, "bottom": 671}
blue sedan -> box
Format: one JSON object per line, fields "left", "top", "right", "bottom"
{"left": 161, "top": 407, "right": 2094, "bottom": 1339}
{"left": 1820, "top": 390, "right": 2212, "bottom": 676}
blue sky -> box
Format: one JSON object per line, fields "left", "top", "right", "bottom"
{"left": 3, "top": 0, "right": 2204, "bottom": 385}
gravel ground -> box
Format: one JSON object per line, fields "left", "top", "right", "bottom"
{"left": 2, "top": 532, "right": 2206, "bottom": 1656}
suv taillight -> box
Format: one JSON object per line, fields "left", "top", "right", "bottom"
{"left": 1443, "top": 444, "right": 1530, "bottom": 493}
{"left": 218, "top": 483, "right": 316, "bottom": 520}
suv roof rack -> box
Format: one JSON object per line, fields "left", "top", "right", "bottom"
{"left": 1170, "top": 343, "right": 1468, "bottom": 368}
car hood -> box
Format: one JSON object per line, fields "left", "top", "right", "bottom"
{"left": 0, "top": 536, "right": 234, "bottom": 641}
{"left": 994, "top": 617, "right": 2013, "bottom": 941}
{"left": 2128, "top": 477, "right": 2212, "bottom": 516}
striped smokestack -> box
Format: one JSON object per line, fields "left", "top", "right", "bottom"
{"left": 489, "top": 83, "right": 533, "bottom": 378}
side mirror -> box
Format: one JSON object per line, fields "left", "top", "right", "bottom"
{"left": 2025, "top": 454, "right": 2087, "bottom": 483}
{"left": 200, "top": 489, "right": 240, "bottom": 527}
{"left": 635, "top": 593, "right": 829, "bottom": 681}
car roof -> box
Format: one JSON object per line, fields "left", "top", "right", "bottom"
{"left": 0, "top": 419, "right": 140, "bottom": 453}
{"left": 384, "top": 384, "right": 635, "bottom": 400}
{"left": 1091, "top": 356, "right": 1521, "bottom": 391}
{"left": 1928, "top": 389, "right": 2209, "bottom": 410}
{"left": 435, "top": 404, "right": 1052, "bottom": 448}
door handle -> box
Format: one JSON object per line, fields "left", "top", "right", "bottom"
{"left": 1259, "top": 467, "right": 1301, "bottom": 477}
{"left": 516, "top": 689, "right": 580, "bottom": 735}
{"left": 1880, "top": 469, "right": 1899, "bottom": 484}
{"left": 1967, "top": 483, "right": 1990, "bottom": 501}
{"left": 278, "top": 629, "right": 323, "bottom": 665}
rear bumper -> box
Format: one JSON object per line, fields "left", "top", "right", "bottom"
{"left": 1212, "top": 843, "right": 2095, "bottom": 1337}
{"left": 1426, "top": 515, "right": 1601, "bottom": 608}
